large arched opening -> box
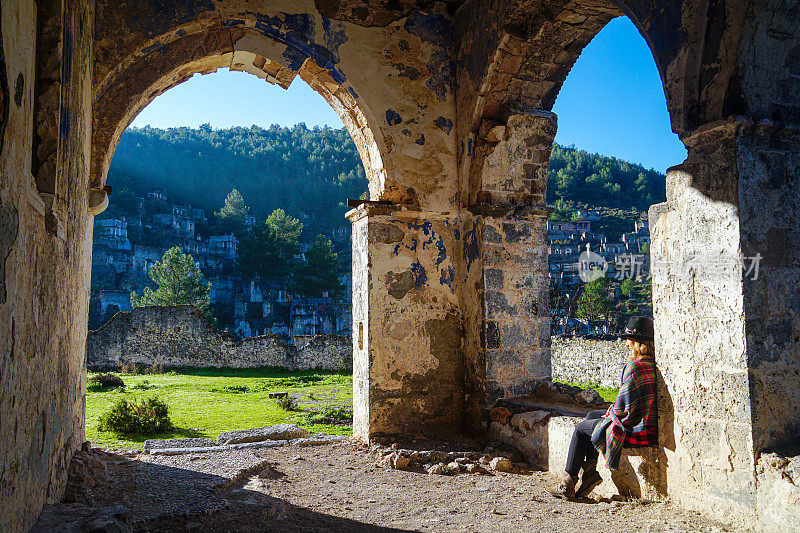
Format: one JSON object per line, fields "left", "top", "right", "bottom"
{"left": 86, "top": 12, "right": 393, "bottom": 445}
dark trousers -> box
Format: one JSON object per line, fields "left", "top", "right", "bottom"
{"left": 565, "top": 410, "right": 605, "bottom": 477}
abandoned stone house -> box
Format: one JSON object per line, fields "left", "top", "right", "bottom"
{"left": 547, "top": 214, "right": 650, "bottom": 283}
{"left": 1, "top": 0, "right": 799, "bottom": 531}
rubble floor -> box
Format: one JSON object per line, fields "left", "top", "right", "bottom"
{"left": 36, "top": 439, "right": 743, "bottom": 532}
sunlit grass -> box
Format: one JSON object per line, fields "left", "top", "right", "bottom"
{"left": 85, "top": 367, "right": 353, "bottom": 449}
{"left": 554, "top": 380, "right": 619, "bottom": 403}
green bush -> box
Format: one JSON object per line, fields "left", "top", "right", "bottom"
{"left": 88, "top": 373, "right": 125, "bottom": 390}
{"left": 275, "top": 395, "right": 299, "bottom": 411}
{"left": 131, "top": 379, "right": 152, "bottom": 390}
{"left": 314, "top": 406, "right": 352, "bottom": 424}
{"left": 98, "top": 397, "right": 172, "bottom": 436}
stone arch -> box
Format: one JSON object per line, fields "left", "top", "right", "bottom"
{"left": 455, "top": 0, "right": 691, "bottom": 206}
{"left": 90, "top": 16, "right": 389, "bottom": 202}
{"left": 453, "top": 0, "right": 690, "bottom": 442}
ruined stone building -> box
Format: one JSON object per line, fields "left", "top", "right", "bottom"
{"left": 1, "top": 1, "right": 799, "bottom": 531}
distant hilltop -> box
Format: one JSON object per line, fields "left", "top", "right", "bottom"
{"left": 109, "top": 124, "right": 666, "bottom": 224}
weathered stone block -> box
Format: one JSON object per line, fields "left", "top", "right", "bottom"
{"left": 483, "top": 290, "right": 516, "bottom": 318}
{"left": 216, "top": 424, "right": 311, "bottom": 445}
{"left": 143, "top": 438, "right": 215, "bottom": 452}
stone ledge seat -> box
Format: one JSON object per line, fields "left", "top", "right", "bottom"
{"left": 490, "top": 405, "right": 665, "bottom": 500}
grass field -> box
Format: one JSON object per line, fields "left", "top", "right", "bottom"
{"left": 555, "top": 381, "right": 620, "bottom": 403}
{"left": 86, "top": 368, "right": 353, "bottom": 449}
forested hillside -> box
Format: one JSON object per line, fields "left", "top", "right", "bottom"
{"left": 107, "top": 124, "right": 667, "bottom": 226}
{"left": 108, "top": 124, "right": 365, "bottom": 228}
{"left": 548, "top": 144, "right": 666, "bottom": 209}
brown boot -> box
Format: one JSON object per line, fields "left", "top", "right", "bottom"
{"left": 575, "top": 455, "right": 602, "bottom": 498}
{"left": 575, "top": 470, "right": 603, "bottom": 498}
{"left": 547, "top": 471, "right": 578, "bottom": 498}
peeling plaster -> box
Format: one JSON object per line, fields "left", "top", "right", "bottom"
{"left": 0, "top": 201, "right": 19, "bottom": 305}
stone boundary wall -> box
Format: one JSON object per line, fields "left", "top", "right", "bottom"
{"left": 86, "top": 305, "right": 352, "bottom": 371}
{"left": 551, "top": 337, "right": 628, "bottom": 388}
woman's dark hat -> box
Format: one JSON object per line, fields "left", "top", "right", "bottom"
{"left": 620, "top": 316, "right": 654, "bottom": 341}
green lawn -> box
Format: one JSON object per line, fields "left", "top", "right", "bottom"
{"left": 86, "top": 368, "right": 353, "bottom": 449}
{"left": 555, "top": 381, "right": 620, "bottom": 403}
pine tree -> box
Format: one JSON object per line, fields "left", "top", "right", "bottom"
{"left": 130, "top": 247, "right": 214, "bottom": 320}
{"left": 215, "top": 189, "right": 249, "bottom": 234}
{"left": 266, "top": 208, "right": 302, "bottom": 255}
{"left": 238, "top": 222, "right": 289, "bottom": 279}
{"left": 291, "top": 235, "right": 344, "bottom": 299}
{"left": 576, "top": 277, "right": 612, "bottom": 323}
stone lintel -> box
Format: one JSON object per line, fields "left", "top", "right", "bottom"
{"left": 507, "top": 106, "right": 558, "bottom": 126}
{"left": 680, "top": 116, "right": 800, "bottom": 147}
{"left": 346, "top": 203, "right": 460, "bottom": 223}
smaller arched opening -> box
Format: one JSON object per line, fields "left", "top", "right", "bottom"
{"left": 463, "top": 3, "right": 685, "bottom": 496}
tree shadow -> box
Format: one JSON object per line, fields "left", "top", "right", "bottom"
{"left": 34, "top": 450, "right": 411, "bottom": 533}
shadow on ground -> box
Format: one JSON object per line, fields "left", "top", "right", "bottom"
{"left": 32, "top": 448, "right": 409, "bottom": 532}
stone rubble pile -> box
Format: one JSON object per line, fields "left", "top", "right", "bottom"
{"left": 367, "top": 440, "right": 526, "bottom": 476}
{"left": 759, "top": 452, "right": 800, "bottom": 485}
{"left": 32, "top": 443, "right": 136, "bottom": 532}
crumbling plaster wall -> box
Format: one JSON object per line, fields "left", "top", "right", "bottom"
{"left": 0, "top": 1, "right": 95, "bottom": 531}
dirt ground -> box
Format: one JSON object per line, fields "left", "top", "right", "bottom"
{"left": 36, "top": 439, "right": 741, "bottom": 533}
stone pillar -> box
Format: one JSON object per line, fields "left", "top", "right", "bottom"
{"left": 649, "top": 121, "right": 800, "bottom": 522}
{"left": 479, "top": 206, "right": 551, "bottom": 403}
{"left": 348, "top": 204, "right": 478, "bottom": 440}
{"left": 472, "top": 110, "right": 556, "bottom": 404}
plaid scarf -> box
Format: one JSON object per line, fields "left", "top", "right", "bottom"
{"left": 591, "top": 357, "right": 658, "bottom": 470}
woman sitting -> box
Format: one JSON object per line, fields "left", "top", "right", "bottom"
{"left": 549, "top": 316, "right": 658, "bottom": 499}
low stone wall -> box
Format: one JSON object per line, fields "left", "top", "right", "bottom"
{"left": 550, "top": 337, "right": 628, "bottom": 388}
{"left": 87, "top": 305, "right": 352, "bottom": 371}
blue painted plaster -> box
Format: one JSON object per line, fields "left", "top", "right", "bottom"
{"left": 434, "top": 116, "right": 453, "bottom": 135}
{"left": 403, "top": 12, "right": 454, "bottom": 102}
{"left": 60, "top": 106, "right": 71, "bottom": 141}
{"left": 462, "top": 221, "right": 480, "bottom": 279}
{"left": 246, "top": 12, "right": 349, "bottom": 85}
{"left": 410, "top": 260, "right": 428, "bottom": 288}
{"left": 386, "top": 109, "right": 402, "bottom": 125}
{"left": 439, "top": 265, "right": 455, "bottom": 292}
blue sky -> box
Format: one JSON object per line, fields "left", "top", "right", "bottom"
{"left": 130, "top": 17, "right": 686, "bottom": 172}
